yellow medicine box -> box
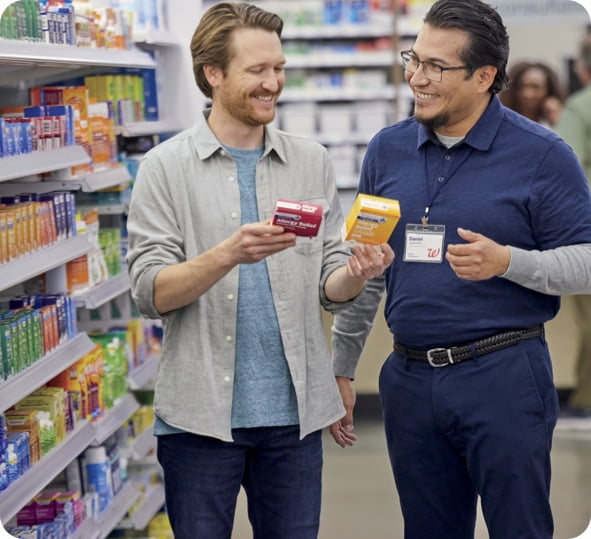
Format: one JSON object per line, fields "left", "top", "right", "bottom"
{"left": 342, "top": 194, "right": 401, "bottom": 245}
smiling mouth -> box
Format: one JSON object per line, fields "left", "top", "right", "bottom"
{"left": 415, "top": 91, "right": 438, "bottom": 102}
{"left": 254, "top": 94, "right": 274, "bottom": 103}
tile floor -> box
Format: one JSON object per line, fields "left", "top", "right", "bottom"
{"left": 231, "top": 418, "right": 591, "bottom": 539}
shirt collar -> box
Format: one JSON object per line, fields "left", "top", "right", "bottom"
{"left": 416, "top": 95, "right": 504, "bottom": 152}
{"left": 192, "top": 108, "right": 288, "bottom": 163}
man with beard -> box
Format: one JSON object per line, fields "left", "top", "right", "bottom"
{"left": 126, "top": 2, "right": 393, "bottom": 538}
{"left": 329, "top": 1, "right": 591, "bottom": 538}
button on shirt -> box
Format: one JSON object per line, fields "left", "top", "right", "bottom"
{"left": 127, "top": 109, "right": 350, "bottom": 442}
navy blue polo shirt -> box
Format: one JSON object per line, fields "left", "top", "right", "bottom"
{"left": 360, "top": 95, "right": 591, "bottom": 348}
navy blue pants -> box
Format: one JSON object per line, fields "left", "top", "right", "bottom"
{"left": 379, "top": 336, "right": 558, "bottom": 539}
{"left": 157, "top": 426, "right": 322, "bottom": 539}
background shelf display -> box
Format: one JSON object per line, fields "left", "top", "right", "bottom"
{"left": 95, "top": 482, "right": 140, "bottom": 539}
{"left": 0, "top": 235, "right": 93, "bottom": 293}
{"left": 0, "top": 420, "right": 95, "bottom": 523}
{"left": 128, "top": 356, "right": 159, "bottom": 391}
{"left": 0, "top": 146, "right": 91, "bottom": 183}
{"left": 0, "top": 333, "right": 96, "bottom": 411}
{"left": 0, "top": 164, "right": 132, "bottom": 196}
{"left": 0, "top": 39, "right": 156, "bottom": 88}
{"left": 74, "top": 273, "right": 131, "bottom": 310}
{"left": 93, "top": 394, "right": 140, "bottom": 446}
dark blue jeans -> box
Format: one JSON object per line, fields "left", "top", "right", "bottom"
{"left": 157, "top": 426, "right": 322, "bottom": 539}
{"left": 379, "top": 336, "right": 557, "bottom": 539}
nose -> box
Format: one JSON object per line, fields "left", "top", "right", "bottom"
{"left": 407, "top": 63, "right": 429, "bottom": 85}
{"left": 262, "top": 70, "right": 283, "bottom": 93}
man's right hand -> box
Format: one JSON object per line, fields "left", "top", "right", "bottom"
{"left": 329, "top": 376, "right": 357, "bottom": 448}
{"left": 223, "top": 222, "right": 297, "bottom": 265}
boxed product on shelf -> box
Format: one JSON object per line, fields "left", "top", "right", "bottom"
{"left": 6, "top": 432, "right": 31, "bottom": 486}
{"left": 4, "top": 408, "right": 40, "bottom": 464}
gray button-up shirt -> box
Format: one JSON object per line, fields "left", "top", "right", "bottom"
{"left": 127, "top": 110, "right": 351, "bottom": 442}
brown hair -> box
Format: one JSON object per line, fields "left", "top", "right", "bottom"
{"left": 499, "top": 61, "right": 564, "bottom": 116}
{"left": 190, "top": 2, "right": 283, "bottom": 98}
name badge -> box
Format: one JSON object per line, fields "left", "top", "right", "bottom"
{"left": 403, "top": 224, "right": 445, "bottom": 263}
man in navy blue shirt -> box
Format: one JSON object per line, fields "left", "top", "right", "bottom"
{"left": 330, "top": 1, "right": 591, "bottom": 538}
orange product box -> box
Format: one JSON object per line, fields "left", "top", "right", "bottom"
{"left": 0, "top": 212, "right": 7, "bottom": 264}
{"left": 4, "top": 408, "right": 41, "bottom": 463}
{"left": 0, "top": 208, "right": 17, "bottom": 261}
{"left": 66, "top": 254, "right": 90, "bottom": 292}
{"left": 342, "top": 194, "right": 401, "bottom": 245}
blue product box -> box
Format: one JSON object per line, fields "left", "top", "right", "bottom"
{"left": 47, "top": 105, "right": 75, "bottom": 146}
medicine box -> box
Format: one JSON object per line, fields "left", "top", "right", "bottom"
{"left": 272, "top": 199, "right": 323, "bottom": 237}
{"left": 342, "top": 194, "right": 400, "bottom": 245}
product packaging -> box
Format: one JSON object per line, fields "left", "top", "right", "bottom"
{"left": 271, "top": 199, "right": 323, "bottom": 237}
{"left": 342, "top": 194, "right": 400, "bottom": 245}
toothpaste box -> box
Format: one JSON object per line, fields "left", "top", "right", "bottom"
{"left": 342, "top": 194, "right": 401, "bottom": 245}
{"left": 272, "top": 199, "right": 323, "bottom": 237}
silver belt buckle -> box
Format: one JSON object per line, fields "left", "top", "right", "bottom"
{"left": 427, "top": 347, "right": 454, "bottom": 367}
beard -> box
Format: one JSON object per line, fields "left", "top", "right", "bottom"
{"left": 414, "top": 111, "right": 450, "bottom": 132}
{"left": 219, "top": 87, "right": 277, "bottom": 127}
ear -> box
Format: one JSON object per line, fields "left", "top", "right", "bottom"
{"left": 203, "top": 64, "right": 222, "bottom": 90}
{"left": 476, "top": 65, "right": 497, "bottom": 93}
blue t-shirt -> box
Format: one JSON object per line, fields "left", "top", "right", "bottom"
{"left": 226, "top": 145, "right": 298, "bottom": 428}
{"left": 360, "top": 95, "right": 591, "bottom": 348}
{"left": 154, "top": 144, "right": 299, "bottom": 437}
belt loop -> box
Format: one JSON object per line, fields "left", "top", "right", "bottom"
{"left": 469, "top": 342, "right": 478, "bottom": 363}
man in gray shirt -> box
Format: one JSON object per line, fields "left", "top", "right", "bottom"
{"left": 126, "top": 3, "right": 392, "bottom": 538}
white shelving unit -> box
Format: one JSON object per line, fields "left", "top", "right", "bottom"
{"left": 0, "top": 333, "right": 96, "bottom": 412}
{"left": 0, "top": 26, "right": 174, "bottom": 536}
{"left": 0, "top": 235, "right": 94, "bottom": 292}
{"left": 73, "top": 273, "right": 131, "bottom": 310}
{"left": 0, "top": 146, "right": 90, "bottom": 183}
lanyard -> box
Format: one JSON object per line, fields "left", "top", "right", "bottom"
{"left": 421, "top": 143, "right": 473, "bottom": 226}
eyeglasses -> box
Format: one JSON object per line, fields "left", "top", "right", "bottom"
{"left": 400, "top": 50, "right": 471, "bottom": 82}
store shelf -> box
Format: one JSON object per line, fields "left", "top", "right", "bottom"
{"left": 281, "top": 85, "right": 396, "bottom": 102}
{"left": 127, "top": 484, "right": 165, "bottom": 530}
{"left": 71, "top": 516, "right": 100, "bottom": 539}
{"left": 286, "top": 50, "right": 393, "bottom": 68}
{"left": 0, "top": 164, "right": 131, "bottom": 196}
{"left": 0, "top": 235, "right": 93, "bottom": 292}
{"left": 0, "top": 333, "right": 95, "bottom": 411}
{"left": 53, "top": 164, "right": 132, "bottom": 191}
{"left": 282, "top": 24, "right": 393, "bottom": 40}
{"left": 0, "top": 40, "right": 156, "bottom": 87}
{"left": 93, "top": 394, "right": 140, "bottom": 445}
{"left": 121, "top": 427, "right": 157, "bottom": 461}
{"left": 95, "top": 482, "right": 140, "bottom": 539}
{"left": 0, "top": 146, "right": 90, "bottom": 183}
{"left": 128, "top": 356, "right": 159, "bottom": 391}
{"left": 74, "top": 273, "right": 130, "bottom": 310}
{"left": 117, "top": 119, "right": 182, "bottom": 137}
{"left": 0, "top": 420, "right": 95, "bottom": 523}
{"left": 134, "top": 30, "right": 180, "bottom": 47}
{"left": 76, "top": 203, "right": 129, "bottom": 216}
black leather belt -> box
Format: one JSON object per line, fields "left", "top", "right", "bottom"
{"left": 394, "top": 325, "right": 544, "bottom": 367}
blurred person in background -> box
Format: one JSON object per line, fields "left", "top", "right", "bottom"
{"left": 556, "top": 34, "right": 591, "bottom": 420}
{"left": 500, "top": 60, "right": 564, "bottom": 128}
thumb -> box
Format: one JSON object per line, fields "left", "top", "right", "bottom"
{"left": 457, "top": 227, "right": 481, "bottom": 243}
